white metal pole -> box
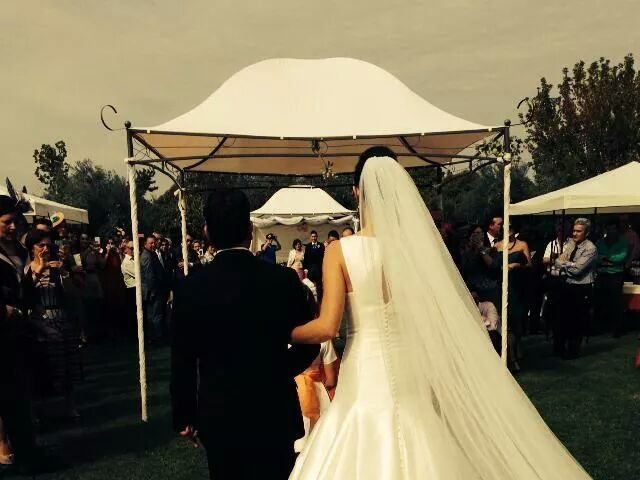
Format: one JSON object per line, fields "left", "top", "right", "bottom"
{"left": 501, "top": 159, "right": 511, "bottom": 365}
{"left": 127, "top": 161, "right": 148, "bottom": 421}
{"left": 178, "top": 189, "right": 189, "bottom": 276}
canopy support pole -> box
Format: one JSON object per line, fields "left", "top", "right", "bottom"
{"left": 126, "top": 129, "right": 148, "bottom": 422}
{"left": 500, "top": 120, "right": 512, "bottom": 366}
{"left": 178, "top": 172, "right": 189, "bottom": 276}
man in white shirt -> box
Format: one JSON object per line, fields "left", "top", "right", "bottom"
{"left": 120, "top": 241, "right": 137, "bottom": 334}
{"left": 485, "top": 216, "right": 503, "bottom": 247}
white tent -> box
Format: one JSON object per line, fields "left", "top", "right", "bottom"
{"left": 123, "top": 57, "right": 513, "bottom": 420}
{"left": 511, "top": 161, "right": 640, "bottom": 216}
{"left": 0, "top": 187, "right": 89, "bottom": 224}
{"left": 251, "top": 186, "right": 355, "bottom": 262}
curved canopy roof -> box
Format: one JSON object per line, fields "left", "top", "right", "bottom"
{"left": 130, "top": 58, "right": 500, "bottom": 176}
{"left": 251, "top": 185, "right": 353, "bottom": 217}
{"left": 511, "top": 161, "right": 640, "bottom": 215}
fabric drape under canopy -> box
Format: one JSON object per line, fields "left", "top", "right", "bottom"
{"left": 511, "top": 161, "right": 640, "bottom": 215}
{"left": 128, "top": 58, "right": 499, "bottom": 175}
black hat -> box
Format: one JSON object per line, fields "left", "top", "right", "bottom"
{"left": 0, "top": 195, "right": 18, "bottom": 217}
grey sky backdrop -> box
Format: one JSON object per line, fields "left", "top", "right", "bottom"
{"left": 2, "top": 0, "right": 639, "bottom": 195}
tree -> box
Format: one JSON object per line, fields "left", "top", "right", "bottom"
{"left": 521, "top": 54, "right": 640, "bottom": 192}
{"left": 33, "top": 140, "right": 69, "bottom": 198}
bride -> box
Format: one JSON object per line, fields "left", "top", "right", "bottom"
{"left": 289, "top": 147, "right": 591, "bottom": 479}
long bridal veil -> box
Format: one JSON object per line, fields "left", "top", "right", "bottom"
{"left": 358, "top": 157, "right": 590, "bottom": 479}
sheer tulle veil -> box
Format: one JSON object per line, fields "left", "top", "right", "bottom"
{"left": 357, "top": 156, "right": 590, "bottom": 479}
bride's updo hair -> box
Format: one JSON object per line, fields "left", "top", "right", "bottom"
{"left": 353, "top": 146, "right": 397, "bottom": 186}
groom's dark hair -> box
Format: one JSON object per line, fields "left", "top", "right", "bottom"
{"left": 204, "top": 188, "right": 251, "bottom": 249}
{"left": 354, "top": 146, "right": 397, "bottom": 186}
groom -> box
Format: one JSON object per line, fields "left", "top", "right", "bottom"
{"left": 171, "top": 188, "right": 319, "bottom": 479}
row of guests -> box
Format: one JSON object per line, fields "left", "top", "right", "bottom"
{"left": 461, "top": 214, "right": 638, "bottom": 365}
{"left": 0, "top": 197, "right": 78, "bottom": 474}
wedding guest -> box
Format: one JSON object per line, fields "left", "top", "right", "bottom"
{"left": 79, "top": 234, "right": 106, "bottom": 342}
{"left": 120, "top": 241, "right": 137, "bottom": 336}
{"left": 325, "top": 230, "right": 340, "bottom": 247}
{"left": 24, "top": 229, "right": 82, "bottom": 418}
{"left": 103, "top": 237, "right": 127, "bottom": 338}
{"left": 619, "top": 214, "right": 640, "bottom": 266}
{"left": 287, "top": 239, "right": 305, "bottom": 270}
{"left": 260, "top": 233, "right": 281, "bottom": 264}
{"left": 471, "top": 291, "right": 501, "bottom": 354}
{"left": 0, "top": 196, "right": 40, "bottom": 473}
{"left": 485, "top": 216, "right": 504, "bottom": 247}
{"left": 494, "top": 226, "right": 530, "bottom": 371}
{"left": 341, "top": 227, "right": 354, "bottom": 238}
{"left": 303, "top": 231, "right": 324, "bottom": 283}
{"left": 33, "top": 218, "right": 53, "bottom": 233}
{"left": 140, "top": 235, "right": 167, "bottom": 344}
{"left": 176, "top": 235, "right": 199, "bottom": 276}
{"left": 554, "top": 218, "right": 598, "bottom": 359}
{"left": 595, "top": 220, "right": 628, "bottom": 336}
{"left": 202, "top": 244, "right": 216, "bottom": 264}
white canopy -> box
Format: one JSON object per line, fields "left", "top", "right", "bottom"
{"left": 511, "top": 161, "right": 640, "bottom": 216}
{"left": 250, "top": 186, "right": 354, "bottom": 261}
{"left": 129, "top": 57, "right": 499, "bottom": 175}
{"left": 0, "top": 187, "right": 89, "bottom": 224}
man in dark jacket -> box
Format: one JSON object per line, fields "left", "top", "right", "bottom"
{"left": 140, "top": 235, "right": 167, "bottom": 343}
{"left": 171, "top": 189, "right": 319, "bottom": 479}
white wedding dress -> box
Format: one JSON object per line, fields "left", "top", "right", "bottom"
{"left": 290, "top": 157, "right": 591, "bottom": 479}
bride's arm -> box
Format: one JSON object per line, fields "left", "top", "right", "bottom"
{"left": 291, "top": 241, "right": 347, "bottom": 344}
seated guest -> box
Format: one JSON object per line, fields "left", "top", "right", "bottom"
{"left": 554, "top": 218, "right": 598, "bottom": 359}
{"left": 287, "top": 239, "right": 305, "bottom": 270}
{"left": 595, "top": 219, "right": 628, "bottom": 336}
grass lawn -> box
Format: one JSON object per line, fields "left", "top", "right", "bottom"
{"left": 13, "top": 333, "right": 640, "bottom": 480}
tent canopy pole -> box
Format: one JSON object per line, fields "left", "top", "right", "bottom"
{"left": 500, "top": 120, "right": 512, "bottom": 366}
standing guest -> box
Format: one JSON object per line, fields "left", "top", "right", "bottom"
{"left": 33, "top": 218, "right": 53, "bottom": 233}
{"left": 325, "top": 230, "right": 340, "bottom": 247}
{"left": 140, "top": 235, "right": 167, "bottom": 345}
{"left": 0, "top": 196, "right": 52, "bottom": 474}
{"left": 341, "top": 227, "right": 354, "bottom": 238}
{"left": 50, "top": 212, "right": 68, "bottom": 243}
{"left": 202, "top": 244, "right": 216, "bottom": 264}
{"left": 461, "top": 228, "right": 499, "bottom": 309}
{"left": 493, "top": 226, "right": 530, "bottom": 372}
{"left": 177, "top": 235, "right": 200, "bottom": 276}
{"left": 159, "top": 238, "right": 176, "bottom": 283}
{"left": 79, "top": 234, "right": 106, "bottom": 343}
{"left": 23, "top": 229, "right": 82, "bottom": 418}
{"left": 485, "top": 216, "right": 504, "bottom": 247}
{"left": 595, "top": 220, "right": 628, "bottom": 336}
{"left": 192, "top": 240, "right": 204, "bottom": 262}
{"left": 471, "top": 291, "right": 501, "bottom": 354}
{"left": 171, "top": 188, "right": 318, "bottom": 479}
{"left": 303, "top": 230, "right": 325, "bottom": 283}
{"left": 260, "top": 233, "right": 281, "bottom": 264}
{"left": 120, "top": 241, "right": 137, "bottom": 336}
{"left": 287, "top": 239, "right": 305, "bottom": 270}
{"left": 103, "top": 238, "right": 127, "bottom": 339}
{"left": 554, "top": 218, "right": 598, "bottom": 359}
{"left": 619, "top": 214, "right": 640, "bottom": 266}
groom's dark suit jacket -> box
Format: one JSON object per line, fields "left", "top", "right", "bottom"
{"left": 171, "top": 249, "right": 318, "bottom": 447}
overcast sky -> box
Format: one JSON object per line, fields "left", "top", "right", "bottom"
{"left": 2, "top": 0, "right": 638, "bottom": 195}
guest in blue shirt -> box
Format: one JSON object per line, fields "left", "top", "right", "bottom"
{"left": 260, "top": 233, "right": 281, "bottom": 264}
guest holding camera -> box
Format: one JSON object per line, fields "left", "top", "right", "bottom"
{"left": 260, "top": 233, "right": 281, "bottom": 264}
